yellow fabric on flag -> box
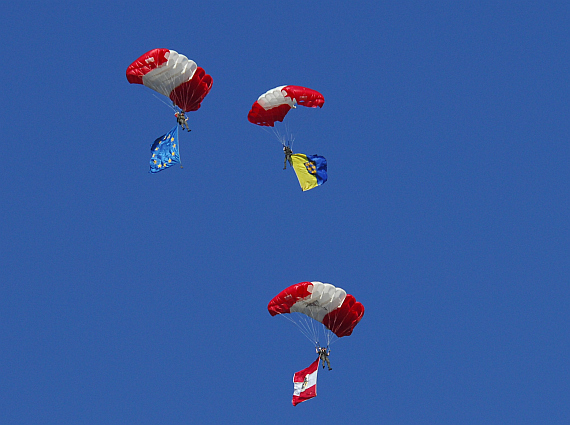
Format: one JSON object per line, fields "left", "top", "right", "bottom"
{"left": 291, "top": 154, "right": 318, "bottom": 191}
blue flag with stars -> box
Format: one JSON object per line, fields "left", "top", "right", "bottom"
{"left": 149, "top": 126, "right": 180, "bottom": 173}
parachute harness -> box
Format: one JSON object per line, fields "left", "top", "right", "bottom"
{"left": 175, "top": 110, "right": 191, "bottom": 132}
{"left": 317, "top": 346, "right": 332, "bottom": 370}
{"left": 283, "top": 145, "right": 293, "bottom": 170}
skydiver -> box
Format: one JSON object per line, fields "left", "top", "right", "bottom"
{"left": 175, "top": 111, "right": 191, "bottom": 132}
{"left": 283, "top": 145, "right": 293, "bottom": 169}
{"left": 317, "top": 346, "right": 332, "bottom": 370}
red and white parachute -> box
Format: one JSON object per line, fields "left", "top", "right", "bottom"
{"left": 126, "top": 48, "right": 212, "bottom": 112}
{"left": 268, "top": 281, "right": 364, "bottom": 347}
{"left": 248, "top": 86, "right": 324, "bottom": 127}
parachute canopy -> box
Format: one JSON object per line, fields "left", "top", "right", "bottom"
{"left": 248, "top": 86, "right": 324, "bottom": 127}
{"left": 126, "top": 48, "right": 212, "bottom": 112}
{"left": 268, "top": 281, "right": 364, "bottom": 338}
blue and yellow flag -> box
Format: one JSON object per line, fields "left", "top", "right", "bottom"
{"left": 149, "top": 126, "right": 180, "bottom": 173}
{"left": 290, "top": 153, "right": 328, "bottom": 191}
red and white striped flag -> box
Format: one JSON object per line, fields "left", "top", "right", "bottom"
{"left": 292, "top": 357, "right": 320, "bottom": 406}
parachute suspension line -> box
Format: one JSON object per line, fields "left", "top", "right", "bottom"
{"left": 316, "top": 305, "right": 337, "bottom": 349}
{"left": 299, "top": 310, "right": 320, "bottom": 345}
{"left": 151, "top": 93, "right": 178, "bottom": 112}
{"left": 321, "top": 321, "right": 333, "bottom": 348}
{"left": 279, "top": 122, "right": 295, "bottom": 151}
{"left": 280, "top": 314, "right": 319, "bottom": 346}
{"left": 278, "top": 303, "right": 337, "bottom": 348}
{"left": 323, "top": 305, "right": 336, "bottom": 348}
{"left": 153, "top": 76, "right": 175, "bottom": 112}
{"left": 287, "top": 123, "right": 295, "bottom": 152}
{"left": 261, "top": 127, "right": 286, "bottom": 148}
{"left": 301, "top": 303, "right": 330, "bottom": 349}
{"left": 261, "top": 124, "right": 295, "bottom": 150}
{"left": 310, "top": 306, "right": 326, "bottom": 345}
{"left": 325, "top": 301, "right": 352, "bottom": 348}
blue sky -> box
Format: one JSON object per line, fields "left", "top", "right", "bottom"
{"left": 1, "top": 1, "right": 569, "bottom": 423}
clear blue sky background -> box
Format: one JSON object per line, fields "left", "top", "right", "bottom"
{"left": 1, "top": 1, "right": 569, "bottom": 424}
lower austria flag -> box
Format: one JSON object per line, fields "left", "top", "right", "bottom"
{"left": 290, "top": 153, "right": 327, "bottom": 191}
{"left": 292, "top": 357, "right": 320, "bottom": 406}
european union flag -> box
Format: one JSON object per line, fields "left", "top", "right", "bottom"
{"left": 149, "top": 126, "right": 180, "bottom": 173}
{"left": 290, "top": 153, "right": 327, "bottom": 191}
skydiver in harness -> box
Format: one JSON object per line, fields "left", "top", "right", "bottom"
{"left": 175, "top": 111, "right": 190, "bottom": 132}
{"left": 317, "top": 346, "right": 332, "bottom": 370}
{"left": 283, "top": 145, "right": 293, "bottom": 170}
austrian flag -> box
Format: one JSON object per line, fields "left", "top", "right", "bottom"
{"left": 292, "top": 357, "right": 320, "bottom": 406}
